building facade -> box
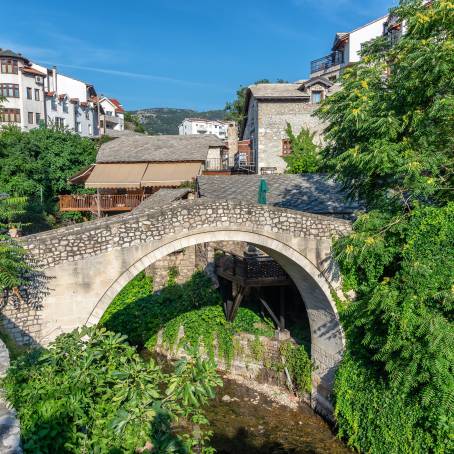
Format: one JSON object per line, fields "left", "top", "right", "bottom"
{"left": 309, "top": 14, "right": 389, "bottom": 80}
{"left": 179, "top": 118, "right": 234, "bottom": 140}
{"left": 0, "top": 49, "right": 124, "bottom": 139}
{"left": 241, "top": 78, "right": 335, "bottom": 174}
{"left": 99, "top": 97, "right": 125, "bottom": 133}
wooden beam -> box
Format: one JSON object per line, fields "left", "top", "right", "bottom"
{"left": 259, "top": 296, "right": 281, "bottom": 329}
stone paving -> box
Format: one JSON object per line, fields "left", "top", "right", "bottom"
{"left": 0, "top": 341, "right": 21, "bottom": 454}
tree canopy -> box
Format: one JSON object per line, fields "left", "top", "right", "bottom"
{"left": 317, "top": 1, "right": 454, "bottom": 452}
{"left": 283, "top": 123, "right": 321, "bottom": 173}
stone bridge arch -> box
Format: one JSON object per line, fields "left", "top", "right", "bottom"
{"left": 4, "top": 199, "right": 351, "bottom": 416}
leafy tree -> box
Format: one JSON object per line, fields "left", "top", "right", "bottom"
{"left": 0, "top": 195, "right": 29, "bottom": 294}
{"left": 4, "top": 326, "right": 222, "bottom": 453}
{"left": 125, "top": 111, "right": 147, "bottom": 134}
{"left": 0, "top": 126, "right": 97, "bottom": 226}
{"left": 283, "top": 123, "right": 321, "bottom": 173}
{"left": 317, "top": 1, "right": 454, "bottom": 452}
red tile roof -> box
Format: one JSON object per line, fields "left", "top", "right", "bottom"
{"left": 22, "top": 66, "right": 46, "bottom": 76}
{"left": 70, "top": 98, "right": 79, "bottom": 103}
{"left": 45, "top": 91, "right": 55, "bottom": 97}
{"left": 109, "top": 98, "right": 124, "bottom": 113}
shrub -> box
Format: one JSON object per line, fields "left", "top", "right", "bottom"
{"left": 3, "top": 326, "right": 221, "bottom": 453}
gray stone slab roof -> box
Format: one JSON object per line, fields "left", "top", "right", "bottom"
{"left": 96, "top": 134, "right": 224, "bottom": 163}
{"left": 197, "top": 174, "right": 360, "bottom": 215}
{"left": 133, "top": 188, "right": 191, "bottom": 213}
{"left": 249, "top": 83, "right": 310, "bottom": 99}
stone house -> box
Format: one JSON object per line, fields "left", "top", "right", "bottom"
{"left": 241, "top": 77, "right": 335, "bottom": 174}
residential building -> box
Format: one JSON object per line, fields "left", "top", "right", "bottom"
{"left": 99, "top": 97, "right": 125, "bottom": 132}
{"left": 179, "top": 118, "right": 234, "bottom": 140}
{"left": 0, "top": 49, "right": 45, "bottom": 131}
{"left": 0, "top": 48, "right": 127, "bottom": 138}
{"left": 310, "top": 14, "right": 389, "bottom": 80}
{"left": 60, "top": 134, "right": 226, "bottom": 214}
{"left": 241, "top": 78, "right": 335, "bottom": 174}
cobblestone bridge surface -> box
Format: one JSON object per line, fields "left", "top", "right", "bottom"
{"left": 21, "top": 198, "right": 351, "bottom": 268}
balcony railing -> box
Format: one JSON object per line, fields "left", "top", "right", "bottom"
{"left": 215, "top": 252, "right": 289, "bottom": 285}
{"left": 59, "top": 193, "right": 147, "bottom": 213}
{"left": 205, "top": 157, "right": 234, "bottom": 172}
{"left": 310, "top": 51, "right": 344, "bottom": 74}
{"left": 100, "top": 114, "right": 121, "bottom": 124}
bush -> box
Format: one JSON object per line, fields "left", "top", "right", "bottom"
{"left": 3, "top": 326, "right": 221, "bottom": 453}
{"left": 101, "top": 270, "right": 275, "bottom": 364}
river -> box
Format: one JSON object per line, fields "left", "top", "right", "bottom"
{"left": 204, "top": 374, "right": 352, "bottom": 454}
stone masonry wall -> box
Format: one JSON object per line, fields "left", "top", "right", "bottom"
{"left": 20, "top": 199, "right": 351, "bottom": 270}
{"left": 145, "top": 245, "right": 197, "bottom": 291}
{"left": 257, "top": 101, "right": 326, "bottom": 173}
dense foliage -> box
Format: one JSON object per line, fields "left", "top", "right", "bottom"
{"left": 4, "top": 327, "right": 222, "bottom": 453}
{"left": 279, "top": 341, "right": 312, "bottom": 394}
{"left": 101, "top": 271, "right": 275, "bottom": 365}
{"left": 0, "top": 126, "right": 97, "bottom": 228}
{"left": 0, "top": 196, "right": 29, "bottom": 293}
{"left": 284, "top": 123, "right": 321, "bottom": 173}
{"left": 317, "top": 1, "right": 454, "bottom": 452}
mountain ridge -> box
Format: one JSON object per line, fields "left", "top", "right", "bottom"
{"left": 130, "top": 107, "right": 228, "bottom": 135}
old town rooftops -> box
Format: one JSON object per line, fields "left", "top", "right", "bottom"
{"left": 96, "top": 134, "right": 225, "bottom": 163}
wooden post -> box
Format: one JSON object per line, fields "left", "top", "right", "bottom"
{"left": 96, "top": 190, "right": 101, "bottom": 218}
{"left": 280, "top": 287, "right": 285, "bottom": 331}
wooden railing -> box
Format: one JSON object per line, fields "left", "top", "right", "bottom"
{"left": 59, "top": 194, "right": 146, "bottom": 213}
{"left": 215, "top": 252, "right": 289, "bottom": 285}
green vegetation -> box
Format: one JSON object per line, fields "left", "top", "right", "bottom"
{"left": 317, "top": 1, "right": 454, "bottom": 452}
{"left": 101, "top": 271, "right": 275, "bottom": 365}
{"left": 3, "top": 326, "right": 221, "bottom": 453}
{"left": 279, "top": 341, "right": 312, "bottom": 394}
{"left": 129, "top": 108, "right": 228, "bottom": 135}
{"left": 0, "top": 126, "right": 97, "bottom": 231}
{"left": 124, "top": 111, "right": 146, "bottom": 133}
{"left": 0, "top": 196, "right": 29, "bottom": 293}
{"left": 284, "top": 123, "right": 321, "bottom": 174}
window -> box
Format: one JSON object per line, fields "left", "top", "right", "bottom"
{"left": 0, "top": 58, "right": 18, "bottom": 74}
{"left": 0, "top": 108, "right": 20, "bottom": 123}
{"left": 88, "top": 124, "right": 92, "bottom": 135}
{"left": 311, "top": 91, "right": 323, "bottom": 104}
{"left": 55, "top": 117, "right": 65, "bottom": 128}
{"left": 35, "top": 113, "right": 41, "bottom": 125}
{"left": 0, "top": 84, "right": 19, "bottom": 98}
{"left": 62, "top": 102, "right": 68, "bottom": 113}
{"left": 26, "top": 87, "right": 32, "bottom": 100}
{"left": 76, "top": 122, "right": 81, "bottom": 133}
{"left": 34, "top": 89, "right": 40, "bottom": 101}
{"left": 85, "top": 110, "right": 90, "bottom": 120}
{"left": 28, "top": 112, "right": 34, "bottom": 124}
{"left": 282, "top": 139, "right": 292, "bottom": 156}
{"left": 105, "top": 110, "right": 113, "bottom": 116}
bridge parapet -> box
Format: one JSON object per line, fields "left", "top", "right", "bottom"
{"left": 21, "top": 199, "right": 351, "bottom": 269}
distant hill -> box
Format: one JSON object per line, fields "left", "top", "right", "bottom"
{"left": 130, "top": 108, "right": 228, "bottom": 135}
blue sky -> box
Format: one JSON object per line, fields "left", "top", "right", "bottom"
{"left": 3, "top": 0, "right": 396, "bottom": 111}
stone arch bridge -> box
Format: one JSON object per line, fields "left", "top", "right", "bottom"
{"left": 3, "top": 199, "right": 351, "bottom": 416}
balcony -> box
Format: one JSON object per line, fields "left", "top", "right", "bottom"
{"left": 215, "top": 251, "right": 290, "bottom": 287}
{"left": 59, "top": 193, "right": 148, "bottom": 213}
{"left": 310, "top": 51, "right": 344, "bottom": 75}
{"left": 100, "top": 114, "right": 121, "bottom": 125}
{"left": 204, "top": 157, "right": 234, "bottom": 172}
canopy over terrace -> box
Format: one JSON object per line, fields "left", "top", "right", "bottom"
{"left": 84, "top": 162, "right": 202, "bottom": 189}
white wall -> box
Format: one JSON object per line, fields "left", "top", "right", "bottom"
{"left": 348, "top": 15, "right": 388, "bottom": 63}
{"left": 179, "top": 119, "right": 229, "bottom": 139}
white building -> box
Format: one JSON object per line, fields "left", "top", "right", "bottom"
{"left": 310, "top": 14, "right": 389, "bottom": 80}
{"left": 0, "top": 48, "right": 126, "bottom": 138}
{"left": 99, "top": 97, "right": 125, "bottom": 132}
{"left": 179, "top": 118, "right": 233, "bottom": 140}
